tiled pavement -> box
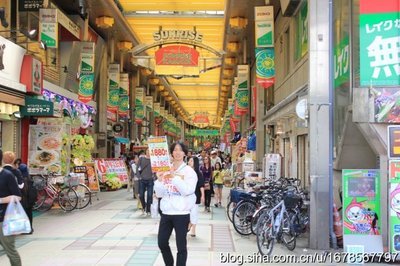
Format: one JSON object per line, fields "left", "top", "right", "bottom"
{"left": 0, "top": 189, "right": 388, "bottom": 265}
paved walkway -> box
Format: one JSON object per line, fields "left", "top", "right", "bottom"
{"left": 0, "top": 189, "right": 386, "bottom": 265}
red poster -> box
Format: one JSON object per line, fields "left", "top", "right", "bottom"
{"left": 360, "top": 0, "right": 399, "bottom": 14}
{"left": 155, "top": 45, "right": 199, "bottom": 66}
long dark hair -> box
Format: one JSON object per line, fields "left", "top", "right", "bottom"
{"left": 169, "top": 141, "right": 188, "bottom": 156}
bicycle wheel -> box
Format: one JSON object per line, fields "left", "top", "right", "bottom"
{"left": 281, "top": 211, "right": 296, "bottom": 251}
{"left": 74, "top": 184, "right": 92, "bottom": 209}
{"left": 232, "top": 200, "right": 257, "bottom": 235}
{"left": 251, "top": 206, "right": 270, "bottom": 235}
{"left": 58, "top": 187, "right": 78, "bottom": 212}
{"left": 33, "top": 189, "right": 47, "bottom": 210}
{"left": 257, "top": 213, "right": 275, "bottom": 256}
{"left": 226, "top": 201, "right": 236, "bottom": 222}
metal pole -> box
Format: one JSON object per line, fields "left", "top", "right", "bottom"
{"left": 308, "top": 0, "right": 331, "bottom": 250}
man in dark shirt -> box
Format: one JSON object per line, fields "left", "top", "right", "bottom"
{"left": 3, "top": 151, "right": 24, "bottom": 189}
{"left": 137, "top": 149, "right": 154, "bottom": 215}
{"left": 0, "top": 149, "right": 23, "bottom": 266}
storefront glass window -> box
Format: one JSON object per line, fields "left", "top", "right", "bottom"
{"left": 333, "top": 0, "right": 351, "bottom": 157}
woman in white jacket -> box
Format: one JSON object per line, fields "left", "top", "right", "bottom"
{"left": 154, "top": 141, "right": 197, "bottom": 266}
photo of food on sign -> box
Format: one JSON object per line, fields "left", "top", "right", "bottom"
{"left": 38, "top": 135, "right": 62, "bottom": 150}
{"left": 33, "top": 150, "right": 59, "bottom": 166}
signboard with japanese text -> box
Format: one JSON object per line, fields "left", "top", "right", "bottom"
{"left": 295, "top": 2, "right": 308, "bottom": 60}
{"left": 389, "top": 160, "right": 400, "bottom": 252}
{"left": 80, "top": 42, "right": 95, "bottom": 73}
{"left": 19, "top": 0, "right": 47, "bottom": 11}
{"left": 334, "top": 35, "right": 350, "bottom": 88}
{"left": 147, "top": 136, "right": 171, "bottom": 173}
{"left": 21, "top": 55, "right": 43, "bottom": 95}
{"left": 39, "top": 9, "right": 58, "bottom": 48}
{"left": 263, "top": 154, "right": 281, "bottom": 180}
{"left": 135, "top": 87, "right": 145, "bottom": 123}
{"left": 73, "top": 163, "right": 100, "bottom": 192}
{"left": 21, "top": 96, "right": 54, "bottom": 116}
{"left": 342, "top": 169, "right": 383, "bottom": 253}
{"left": 388, "top": 126, "right": 400, "bottom": 159}
{"left": 359, "top": 0, "right": 400, "bottom": 86}
{"left": 155, "top": 45, "right": 199, "bottom": 76}
{"left": 94, "top": 158, "right": 129, "bottom": 184}
{"left": 254, "top": 6, "right": 274, "bottom": 48}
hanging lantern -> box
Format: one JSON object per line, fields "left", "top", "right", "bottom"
{"left": 223, "top": 68, "right": 234, "bottom": 77}
{"left": 224, "top": 57, "right": 237, "bottom": 65}
{"left": 221, "top": 86, "right": 230, "bottom": 92}
{"left": 149, "top": 78, "right": 160, "bottom": 85}
{"left": 157, "top": 85, "right": 165, "bottom": 91}
{"left": 141, "top": 68, "right": 152, "bottom": 76}
{"left": 162, "top": 91, "right": 169, "bottom": 96}
{"left": 117, "top": 41, "right": 133, "bottom": 52}
{"left": 229, "top": 17, "right": 248, "bottom": 29}
{"left": 227, "top": 42, "right": 240, "bottom": 53}
{"left": 222, "top": 79, "right": 232, "bottom": 86}
{"left": 95, "top": 16, "right": 114, "bottom": 29}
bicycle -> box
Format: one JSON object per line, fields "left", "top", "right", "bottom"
{"left": 256, "top": 200, "right": 296, "bottom": 256}
{"left": 64, "top": 174, "right": 92, "bottom": 210}
{"left": 32, "top": 172, "right": 79, "bottom": 212}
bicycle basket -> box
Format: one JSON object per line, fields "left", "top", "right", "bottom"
{"left": 283, "top": 194, "right": 302, "bottom": 209}
{"left": 32, "top": 176, "right": 46, "bottom": 190}
{"left": 64, "top": 174, "right": 80, "bottom": 186}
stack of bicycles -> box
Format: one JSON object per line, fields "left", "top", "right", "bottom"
{"left": 32, "top": 172, "right": 92, "bottom": 212}
{"left": 227, "top": 178, "right": 309, "bottom": 255}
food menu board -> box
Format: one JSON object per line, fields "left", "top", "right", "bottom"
{"left": 94, "top": 159, "right": 129, "bottom": 184}
{"left": 28, "top": 125, "right": 63, "bottom": 175}
{"left": 72, "top": 163, "right": 100, "bottom": 192}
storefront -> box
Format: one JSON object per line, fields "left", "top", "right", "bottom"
{"left": 0, "top": 35, "right": 27, "bottom": 154}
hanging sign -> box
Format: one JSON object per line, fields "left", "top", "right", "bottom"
{"left": 78, "top": 73, "right": 95, "bottom": 104}
{"left": 119, "top": 73, "right": 129, "bottom": 95}
{"left": 145, "top": 96, "right": 154, "bottom": 109}
{"left": 153, "top": 30, "right": 203, "bottom": 43}
{"left": 388, "top": 126, "right": 400, "bottom": 159}
{"left": 80, "top": 42, "right": 95, "bottom": 73}
{"left": 19, "top": 0, "right": 48, "bottom": 11}
{"left": 334, "top": 35, "right": 350, "bottom": 88}
{"left": 147, "top": 136, "right": 172, "bottom": 173}
{"left": 256, "top": 48, "right": 275, "bottom": 88}
{"left": 254, "top": 6, "right": 274, "bottom": 48}
{"left": 118, "top": 95, "right": 129, "bottom": 117}
{"left": 21, "top": 55, "right": 43, "bottom": 95}
{"left": 342, "top": 169, "right": 383, "bottom": 253}
{"left": 20, "top": 96, "right": 54, "bottom": 116}
{"left": 107, "top": 64, "right": 120, "bottom": 113}
{"left": 135, "top": 87, "right": 145, "bottom": 123}
{"left": 155, "top": 45, "right": 200, "bottom": 76}
{"left": 39, "top": 9, "right": 58, "bottom": 48}
{"left": 359, "top": 0, "right": 400, "bottom": 86}
{"left": 295, "top": 2, "right": 308, "bottom": 60}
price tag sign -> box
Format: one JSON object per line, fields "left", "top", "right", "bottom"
{"left": 148, "top": 136, "right": 171, "bottom": 173}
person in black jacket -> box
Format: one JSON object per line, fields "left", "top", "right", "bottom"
{"left": 137, "top": 149, "right": 154, "bottom": 215}
{"left": 15, "top": 160, "right": 36, "bottom": 234}
{"left": 187, "top": 156, "right": 204, "bottom": 237}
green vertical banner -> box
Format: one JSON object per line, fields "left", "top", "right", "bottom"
{"left": 235, "top": 65, "right": 249, "bottom": 114}
{"left": 255, "top": 48, "right": 275, "bottom": 88}
{"left": 118, "top": 73, "right": 129, "bottom": 117}
{"left": 107, "top": 64, "right": 120, "bottom": 113}
{"left": 295, "top": 2, "right": 308, "bottom": 60}
{"left": 334, "top": 35, "right": 350, "bottom": 88}
{"left": 359, "top": 0, "right": 400, "bottom": 86}
{"left": 78, "top": 42, "right": 95, "bottom": 103}
{"left": 135, "top": 87, "right": 145, "bottom": 123}
{"left": 342, "top": 169, "right": 382, "bottom": 251}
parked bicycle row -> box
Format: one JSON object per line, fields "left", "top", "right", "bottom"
{"left": 227, "top": 177, "right": 310, "bottom": 256}
{"left": 32, "top": 172, "right": 92, "bottom": 212}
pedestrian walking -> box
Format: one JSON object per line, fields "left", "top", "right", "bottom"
{"left": 200, "top": 156, "right": 213, "bottom": 212}
{"left": 187, "top": 156, "right": 204, "bottom": 237}
{"left": 0, "top": 149, "right": 23, "bottom": 266}
{"left": 137, "top": 149, "right": 154, "bottom": 215}
{"left": 154, "top": 141, "right": 197, "bottom": 266}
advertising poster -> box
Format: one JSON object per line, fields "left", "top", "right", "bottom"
{"left": 388, "top": 125, "right": 400, "bottom": 159}
{"left": 147, "top": 136, "right": 171, "bottom": 173}
{"left": 389, "top": 161, "right": 400, "bottom": 252}
{"left": 73, "top": 163, "right": 100, "bottom": 192}
{"left": 94, "top": 159, "right": 128, "bottom": 183}
{"left": 254, "top": 6, "right": 274, "bottom": 48}
{"left": 342, "top": 169, "right": 383, "bottom": 252}
{"left": 295, "top": 2, "right": 308, "bottom": 60}
{"left": 359, "top": 0, "right": 400, "bottom": 86}
{"left": 28, "top": 125, "right": 63, "bottom": 175}
{"left": 39, "top": 9, "right": 58, "bottom": 48}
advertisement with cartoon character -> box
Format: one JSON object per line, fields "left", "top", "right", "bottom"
{"left": 343, "top": 170, "right": 381, "bottom": 235}
{"left": 389, "top": 160, "right": 400, "bottom": 252}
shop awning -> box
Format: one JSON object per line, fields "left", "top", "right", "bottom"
{"left": 114, "top": 137, "right": 130, "bottom": 144}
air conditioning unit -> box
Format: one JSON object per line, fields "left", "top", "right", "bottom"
{"left": 280, "top": 0, "right": 301, "bottom": 17}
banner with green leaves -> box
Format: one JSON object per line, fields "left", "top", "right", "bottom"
{"left": 107, "top": 64, "right": 120, "bottom": 113}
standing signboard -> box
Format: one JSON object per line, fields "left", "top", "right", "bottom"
{"left": 342, "top": 169, "right": 383, "bottom": 253}
{"left": 263, "top": 154, "right": 281, "bottom": 180}
{"left": 72, "top": 163, "right": 100, "bottom": 192}
{"left": 147, "top": 136, "right": 171, "bottom": 173}
{"left": 94, "top": 159, "right": 128, "bottom": 183}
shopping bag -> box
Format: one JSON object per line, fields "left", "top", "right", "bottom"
{"left": 2, "top": 197, "right": 31, "bottom": 236}
{"left": 150, "top": 199, "right": 160, "bottom": 219}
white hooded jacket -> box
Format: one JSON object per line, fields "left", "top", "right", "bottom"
{"left": 154, "top": 163, "right": 197, "bottom": 215}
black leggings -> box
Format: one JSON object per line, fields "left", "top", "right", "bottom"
{"left": 158, "top": 214, "right": 190, "bottom": 266}
{"left": 204, "top": 190, "right": 212, "bottom": 208}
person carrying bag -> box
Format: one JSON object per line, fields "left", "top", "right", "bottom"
{"left": 137, "top": 149, "right": 154, "bottom": 215}
{"left": 0, "top": 149, "right": 23, "bottom": 266}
